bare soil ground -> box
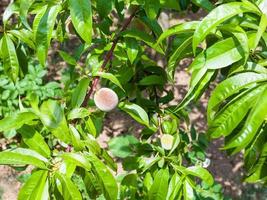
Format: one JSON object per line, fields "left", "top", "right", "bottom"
{"left": 0, "top": 2, "right": 267, "bottom": 200}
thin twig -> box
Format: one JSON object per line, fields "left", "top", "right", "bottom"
{"left": 81, "top": 7, "right": 139, "bottom": 107}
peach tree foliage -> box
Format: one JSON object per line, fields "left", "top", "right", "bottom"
{"left": 0, "top": 0, "right": 266, "bottom": 199}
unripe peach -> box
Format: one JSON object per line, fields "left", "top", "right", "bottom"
{"left": 94, "top": 88, "right": 118, "bottom": 112}
{"left": 160, "top": 134, "right": 174, "bottom": 150}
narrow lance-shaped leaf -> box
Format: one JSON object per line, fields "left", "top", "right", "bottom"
{"left": 71, "top": 77, "right": 90, "bottom": 108}
{"left": 69, "top": 0, "right": 92, "bottom": 44}
{"left": 18, "top": 125, "right": 51, "bottom": 158}
{"left": 218, "top": 25, "right": 249, "bottom": 63}
{"left": 245, "top": 143, "right": 267, "bottom": 183}
{"left": 148, "top": 168, "right": 169, "bottom": 200}
{"left": 207, "top": 72, "right": 267, "bottom": 121}
{"left": 167, "top": 36, "right": 192, "bottom": 79}
{"left": 144, "top": 0, "right": 160, "bottom": 19}
{"left": 191, "top": 0, "right": 214, "bottom": 11}
{"left": 224, "top": 86, "right": 267, "bottom": 153}
{"left": 167, "top": 173, "right": 184, "bottom": 200}
{"left": 0, "top": 148, "right": 48, "bottom": 169}
{"left": 96, "top": 0, "right": 114, "bottom": 18}
{"left": 0, "top": 112, "right": 38, "bottom": 132}
{"left": 183, "top": 178, "right": 194, "bottom": 200}
{"left": 156, "top": 21, "right": 199, "bottom": 47}
{"left": 61, "top": 153, "right": 91, "bottom": 171}
{"left": 19, "top": 0, "right": 34, "bottom": 29}
{"left": 33, "top": 4, "right": 61, "bottom": 66}
{"left": 209, "top": 86, "right": 265, "bottom": 138}
{"left": 59, "top": 50, "right": 77, "bottom": 65}
{"left": 3, "top": 1, "right": 19, "bottom": 28}
{"left": 192, "top": 1, "right": 260, "bottom": 53}
{"left": 173, "top": 165, "right": 214, "bottom": 186}
{"left": 190, "top": 37, "right": 244, "bottom": 71}
{"left": 229, "top": 62, "right": 267, "bottom": 75}
{"left": 172, "top": 68, "right": 215, "bottom": 112}
{"left": 125, "top": 38, "right": 139, "bottom": 64}
{"left": 86, "top": 153, "right": 118, "bottom": 200}
{"left": 56, "top": 172, "right": 82, "bottom": 200}
{"left": 138, "top": 75, "right": 166, "bottom": 86}
{"left": 2, "top": 34, "right": 19, "bottom": 82}
{"left": 18, "top": 170, "right": 49, "bottom": 200}
{"left": 174, "top": 37, "right": 246, "bottom": 112}
{"left": 122, "top": 29, "right": 164, "bottom": 54}
{"left": 39, "top": 100, "right": 71, "bottom": 143}
{"left": 251, "top": 14, "right": 267, "bottom": 50}
{"left": 94, "top": 72, "right": 125, "bottom": 92}
{"left": 8, "top": 29, "right": 35, "bottom": 49}
{"left": 119, "top": 102, "right": 150, "bottom": 128}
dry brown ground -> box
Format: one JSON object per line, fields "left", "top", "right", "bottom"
{"left": 0, "top": 2, "right": 266, "bottom": 200}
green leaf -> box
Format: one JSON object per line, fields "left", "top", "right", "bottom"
{"left": 125, "top": 38, "right": 139, "bottom": 64}
{"left": 8, "top": 29, "right": 35, "bottom": 49}
{"left": 0, "top": 112, "right": 38, "bottom": 132}
{"left": 251, "top": 14, "right": 267, "bottom": 50}
{"left": 59, "top": 50, "right": 77, "bottom": 65}
{"left": 207, "top": 72, "right": 267, "bottom": 121}
{"left": 33, "top": 4, "right": 61, "bottom": 66}
{"left": 39, "top": 100, "right": 71, "bottom": 143}
{"left": 19, "top": 0, "right": 34, "bottom": 29}
{"left": 122, "top": 29, "right": 164, "bottom": 54}
{"left": 167, "top": 173, "right": 183, "bottom": 200}
{"left": 167, "top": 36, "right": 192, "bottom": 79}
{"left": 192, "top": 1, "right": 260, "bottom": 53}
{"left": 138, "top": 75, "right": 166, "bottom": 86}
{"left": 3, "top": 1, "right": 19, "bottom": 28}
{"left": 209, "top": 86, "right": 265, "bottom": 138}
{"left": 218, "top": 25, "right": 249, "bottom": 63}
{"left": 185, "top": 166, "right": 214, "bottom": 186}
{"left": 86, "top": 153, "right": 118, "bottom": 200}
{"left": 156, "top": 21, "right": 199, "bottom": 47}
{"left": 101, "top": 150, "right": 117, "bottom": 172}
{"left": 18, "top": 170, "right": 49, "bottom": 200}
{"left": 173, "top": 68, "right": 215, "bottom": 112}
{"left": 18, "top": 125, "right": 51, "bottom": 158}
{"left": 94, "top": 72, "right": 125, "bottom": 92}
{"left": 139, "top": 15, "right": 163, "bottom": 38}
{"left": 71, "top": 77, "right": 90, "bottom": 108}
{"left": 148, "top": 168, "right": 169, "bottom": 200}
{"left": 183, "top": 179, "right": 194, "bottom": 200}
{"left": 96, "top": 0, "right": 114, "bottom": 18}
{"left": 56, "top": 172, "right": 82, "bottom": 200}
{"left": 245, "top": 142, "right": 267, "bottom": 183}
{"left": 160, "top": 0, "right": 181, "bottom": 11}
{"left": 0, "top": 148, "right": 48, "bottom": 169}
{"left": 144, "top": 0, "right": 160, "bottom": 19}
{"left": 119, "top": 102, "right": 150, "bottom": 128}
{"left": 69, "top": 0, "right": 92, "bottom": 44}
{"left": 142, "top": 156, "right": 161, "bottom": 173}
{"left": 67, "top": 108, "right": 91, "bottom": 120}
{"left": 191, "top": 37, "right": 244, "bottom": 71}
{"left": 108, "top": 135, "right": 139, "bottom": 158}
{"left": 173, "top": 37, "right": 246, "bottom": 112}
{"left": 69, "top": 124, "right": 84, "bottom": 150}
{"left": 173, "top": 165, "right": 214, "bottom": 186}
{"left": 61, "top": 153, "right": 91, "bottom": 171}
{"left": 191, "top": 0, "right": 214, "bottom": 11}
{"left": 2, "top": 34, "right": 19, "bottom": 82}
{"left": 229, "top": 62, "right": 267, "bottom": 75}
{"left": 224, "top": 86, "right": 267, "bottom": 153}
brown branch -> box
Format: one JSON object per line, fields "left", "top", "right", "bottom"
{"left": 81, "top": 7, "right": 139, "bottom": 107}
